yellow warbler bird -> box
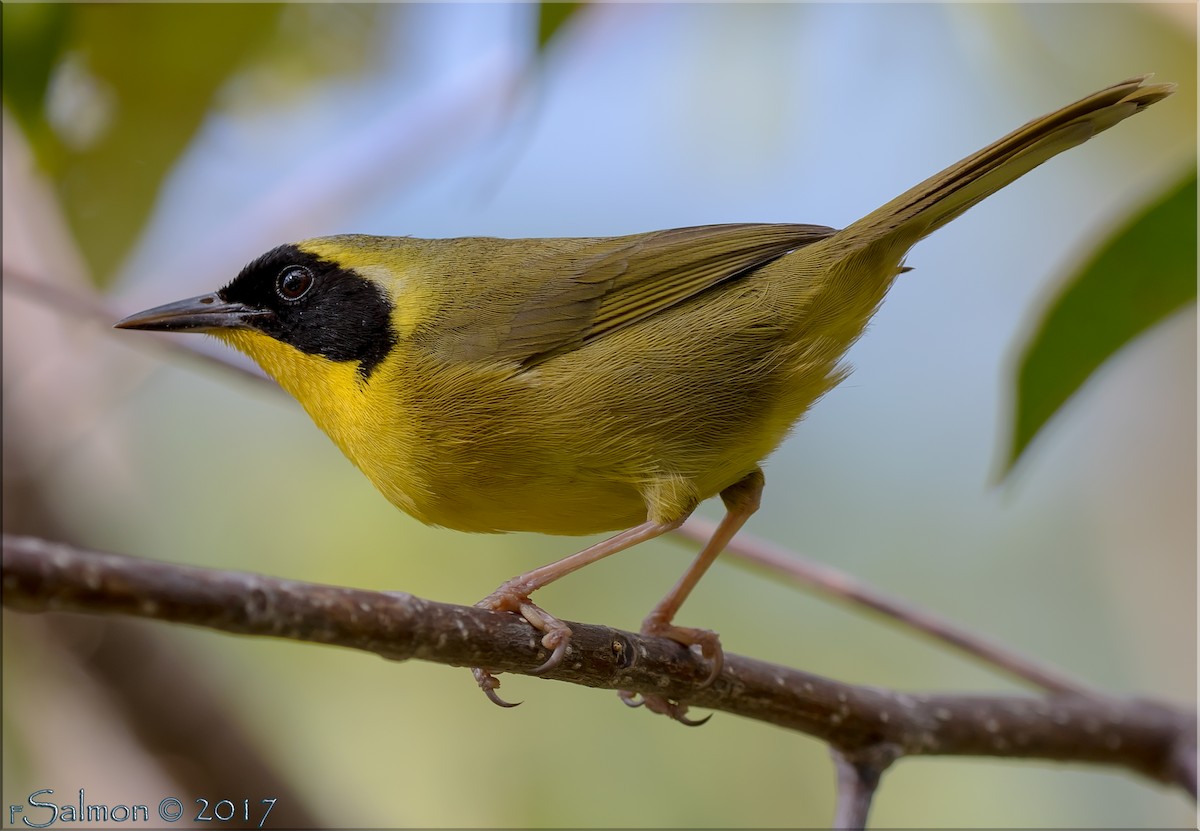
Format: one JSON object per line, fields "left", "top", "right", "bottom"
{"left": 117, "top": 76, "right": 1174, "bottom": 721}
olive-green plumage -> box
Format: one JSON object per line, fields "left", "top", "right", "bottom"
{"left": 117, "top": 77, "right": 1173, "bottom": 701}
{"left": 288, "top": 224, "right": 848, "bottom": 534}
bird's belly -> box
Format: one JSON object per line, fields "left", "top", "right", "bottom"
{"left": 438, "top": 477, "right": 647, "bottom": 535}
{"left": 353, "top": 415, "right": 782, "bottom": 536}
{"left": 363, "top": 451, "right": 650, "bottom": 535}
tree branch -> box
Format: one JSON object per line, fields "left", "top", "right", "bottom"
{"left": 4, "top": 534, "right": 1194, "bottom": 800}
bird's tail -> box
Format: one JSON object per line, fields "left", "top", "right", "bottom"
{"left": 836, "top": 75, "right": 1175, "bottom": 254}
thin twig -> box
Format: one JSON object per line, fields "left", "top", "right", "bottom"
{"left": 3, "top": 534, "right": 1195, "bottom": 797}
{"left": 680, "top": 518, "right": 1094, "bottom": 696}
{"left": 4, "top": 269, "right": 1101, "bottom": 700}
{"left": 830, "top": 745, "right": 898, "bottom": 830}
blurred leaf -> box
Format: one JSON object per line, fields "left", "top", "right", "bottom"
{"left": 1001, "top": 168, "right": 1197, "bottom": 478}
{"left": 226, "top": 5, "right": 386, "bottom": 111}
{"left": 536, "top": 2, "right": 584, "bottom": 52}
{"left": 1, "top": 4, "right": 72, "bottom": 169}
{"left": 47, "top": 5, "right": 285, "bottom": 288}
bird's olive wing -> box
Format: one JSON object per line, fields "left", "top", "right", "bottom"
{"left": 432, "top": 223, "right": 835, "bottom": 367}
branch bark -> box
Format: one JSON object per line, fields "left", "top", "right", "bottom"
{"left": 4, "top": 534, "right": 1194, "bottom": 801}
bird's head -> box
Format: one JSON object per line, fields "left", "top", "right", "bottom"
{"left": 115, "top": 238, "right": 408, "bottom": 387}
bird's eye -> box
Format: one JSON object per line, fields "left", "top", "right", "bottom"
{"left": 277, "top": 265, "right": 314, "bottom": 301}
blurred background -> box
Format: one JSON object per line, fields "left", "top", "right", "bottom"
{"left": 3, "top": 3, "right": 1195, "bottom": 827}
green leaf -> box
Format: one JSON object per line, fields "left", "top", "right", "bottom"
{"left": 536, "top": 2, "right": 584, "bottom": 53}
{"left": 1001, "top": 168, "right": 1197, "bottom": 479}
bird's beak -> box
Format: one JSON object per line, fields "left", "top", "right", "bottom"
{"left": 114, "top": 293, "right": 266, "bottom": 332}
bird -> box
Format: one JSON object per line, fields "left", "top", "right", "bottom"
{"left": 117, "top": 76, "right": 1174, "bottom": 722}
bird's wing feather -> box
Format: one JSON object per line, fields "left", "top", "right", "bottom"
{"left": 427, "top": 223, "right": 835, "bottom": 367}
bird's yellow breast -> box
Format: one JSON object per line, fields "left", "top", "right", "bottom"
{"left": 214, "top": 328, "right": 658, "bottom": 534}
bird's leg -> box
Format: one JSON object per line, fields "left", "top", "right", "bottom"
{"left": 642, "top": 469, "right": 763, "bottom": 681}
{"left": 619, "top": 468, "right": 764, "bottom": 722}
{"left": 473, "top": 517, "right": 684, "bottom": 706}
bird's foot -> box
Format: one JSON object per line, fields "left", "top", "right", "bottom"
{"left": 471, "top": 585, "right": 573, "bottom": 708}
{"left": 642, "top": 616, "right": 724, "bottom": 688}
{"left": 616, "top": 616, "right": 723, "bottom": 724}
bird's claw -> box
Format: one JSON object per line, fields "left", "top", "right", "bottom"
{"left": 674, "top": 709, "right": 713, "bottom": 727}
{"left": 693, "top": 630, "right": 724, "bottom": 688}
{"left": 473, "top": 667, "right": 521, "bottom": 708}
{"left": 470, "top": 589, "right": 574, "bottom": 706}
{"left": 618, "top": 690, "right": 644, "bottom": 708}
{"left": 617, "top": 690, "right": 711, "bottom": 725}
{"left": 530, "top": 627, "right": 570, "bottom": 675}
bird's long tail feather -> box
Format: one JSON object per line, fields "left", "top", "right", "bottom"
{"left": 840, "top": 75, "right": 1175, "bottom": 250}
